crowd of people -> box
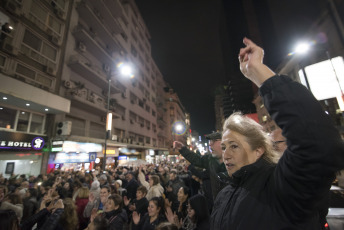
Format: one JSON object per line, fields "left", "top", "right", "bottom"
{"left": 0, "top": 38, "right": 344, "bottom": 230}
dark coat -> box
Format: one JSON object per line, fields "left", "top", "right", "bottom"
{"left": 132, "top": 213, "right": 167, "bottom": 230}
{"left": 125, "top": 179, "right": 139, "bottom": 200}
{"left": 20, "top": 208, "right": 64, "bottom": 230}
{"left": 210, "top": 75, "right": 344, "bottom": 229}
{"left": 179, "top": 148, "right": 227, "bottom": 201}
{"left": 103, "top": 208, "right": 128, "bottom": 230}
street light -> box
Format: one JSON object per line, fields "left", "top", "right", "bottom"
{"left": 103, "top": 62, "right": 134, "bottom": 171}
{"left": 291, "top": 40, "right": 344, "bottom": 115}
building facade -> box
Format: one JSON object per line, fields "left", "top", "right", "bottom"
{"left": 0, "top": 0, "right": 187, "bottom": 175}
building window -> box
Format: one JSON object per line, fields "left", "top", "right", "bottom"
{"left": 0, "top": 106, "right": 16, "bottom": 129}
{"left": 0, "top": 106, "right": 46, "bottom": 134}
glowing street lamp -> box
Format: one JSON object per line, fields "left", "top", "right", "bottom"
{"left": 103, "top": 62, "right": 134, "bottom": 171}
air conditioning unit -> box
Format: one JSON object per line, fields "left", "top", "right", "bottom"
{"left": 121, "top": 92, "right": 127, "bottom": 98}
{"left": 111, "top": 135, "right": 117, "bottom": 141}
{"left": 51, "top": 35, "right": 59, "bottom": 45}
{"left": 103, "top": 64, "right": 110, "bottom": 73}
{"left": 78, "top": 42, "right": 86, "bottom": 52}
{"left": 56, "top": 121, "right": 72, "bottom": 136}
{"left": 64, "top": 80, "right": 75, "bottom": 89}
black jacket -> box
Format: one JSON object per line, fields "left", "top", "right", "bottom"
{"left": 210, "top": 75, "right": 344, "bottom": 229}
{"left": 132, "top": 213, "right": 167, "bottom": 230}
{"left": 20, "top": 208, "right": 64, "bottom": 230}
{"left": 125, "top": 179, "right": 139, "bottom": 200}
{"left": 179, "top": 149, "right": 227, "bottom": 201}
{"left": 103, "top": 208, "right": 128, "bottom": 230}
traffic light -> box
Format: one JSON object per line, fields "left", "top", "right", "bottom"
{"left": 56, "top": 121, "right": 72, "bottom": 136}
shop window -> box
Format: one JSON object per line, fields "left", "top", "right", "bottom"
{"left": 0, "top": 106, "right": 16, "bottom": 129}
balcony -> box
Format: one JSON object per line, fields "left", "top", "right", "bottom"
{"left": 76, "top": 1, "right": 123, "bottom": 54}
{"left": 72, "top": 25, "right": 114, "bottom": 66}
{"left": 68, "top": 55, "right": 121, "bottom": 94}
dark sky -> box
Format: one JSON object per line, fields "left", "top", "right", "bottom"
{"left": 135, "top": 0, "right": 327, "bottom": 136}
{"left": 135, "top": 0, "right": 226, "bottom": 136}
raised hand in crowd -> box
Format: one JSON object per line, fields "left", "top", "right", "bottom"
{"left": 128, "top": 202, "right": 136, "bottom": 212}
{"left": 173, "top": 141, "right": 184, "bottom": 150}
{"left": 165, "top": 206, "right": 181, "bottom": 229}
{"left": 123, "top": 196, "right": 131, "bottom": 206}
{"left": 88, "top": 192, "right": 96, "bottom": 203}
{"left": 132, "top": 211, "right": 141, "bottom": 225}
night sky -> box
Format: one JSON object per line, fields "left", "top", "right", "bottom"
{"left": 135, "top": 0, "right": 327, "bottom": 136}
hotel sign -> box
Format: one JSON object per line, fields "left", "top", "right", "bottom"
{"left": 0, "top": 131, "right": 46, "bottom": 151}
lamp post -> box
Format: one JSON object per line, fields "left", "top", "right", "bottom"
{"left": 103, "top": 62, "right": 134, "bottom": 171}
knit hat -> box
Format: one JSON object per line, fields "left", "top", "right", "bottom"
{"left": 115, "top": 180, "right": 122, "bottom": 187}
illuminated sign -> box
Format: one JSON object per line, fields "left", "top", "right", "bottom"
{"left": 53, "top": 152, "right": 95, "bottom": 163}
{"left": 0, "top": 131, "right": 46, "bottom": 151}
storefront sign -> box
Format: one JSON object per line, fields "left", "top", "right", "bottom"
{"left": 53, "top": 152, "right": 93, "bottom": 163}
{"left": 0, "top": 131, "right": 46, "bottom": 151}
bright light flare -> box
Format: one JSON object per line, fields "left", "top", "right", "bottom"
{"left": 117, "top": 62, "right": 134, "bottom": 78}
{"left": 173, "top": 121, "right": 186, "bottom": 135}
{"left": 294, "top": 42, "right": 310, "bottom": 54}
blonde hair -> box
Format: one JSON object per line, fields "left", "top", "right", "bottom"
{"left": 77, "top": 187, "right": 90, "bottom": 199}
{"left": 60, "top": 198, "right": 78, "bottom": 230}
{"left": 223, "top": 112, "right": 280, "bottom": 163}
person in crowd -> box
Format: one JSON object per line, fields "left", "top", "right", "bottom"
{"left": 59, "top": 198, "right": 78, "bottom": 230}
{"left": 138, "top": 171, "right": 164, "bottom": 200}
{"left": 84, "top": 185, "right": 110, "bottom": 218}
{"left": 0, "top": 209, "right": 19, "bottom": 230}
{"left": 0, "top": 193, "right": 23, "bottom": 221}
{"left": 124, "top": 172, "right": 139, "bottom": 200}
{"left": 132, "top": 196, "right": 167, "bottom": 230}
{"left": 174, "top": 131, "right": 227, "bottom": 202}
{"left": 72, "top": 180, "right": 83, "bottom": 201}
{"left": 20, "top": 198, "right": 65, "bottom": 230}
{"left": 187, "top": 165, "right": 213, "bottom": 213}
{"left": 99, "top": 194, "right": 128, "bottom": 230}
{"left": 158, "top": 166, "right": 170, "bottom": 188}
{"left": 75, "top": 187, "right": 90, "bottom": 230}
{"left": 165, "top": 170, "right": 184, "bottom": 197}
{"left": 114, "top": 179, "right": 127, "bottom": 197}
{"left": 184, "top": 194, "right": 210, "bottom": 230}
{"left": 176, "top": 186, "right": 189, "bottom": 221}
{"left": 166, "top": 194, "right": 210, "bottom": 230}
{"left": 156, "top": 221, "right": 179, "bottom": 230}
{"left": 208, "top": 38, "right": 344, "bottom": 229}
{"left": 84, "top": 214, "right": 108, "bottom": 230}
{"left": 63, "top": 181, "right": 74, "bottom": 198}
{"left": 22, "top": 188, "right": 38, "bottom": 221}
{"left": 98, "top": 175, "right": 109, "bottom": 187}
{"left": 124, "top": 185, "right": 149, "bottom": 218}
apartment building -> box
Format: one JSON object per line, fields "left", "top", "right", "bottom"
{"left": 0, "top": 0, "right": 185, "bottom": 175}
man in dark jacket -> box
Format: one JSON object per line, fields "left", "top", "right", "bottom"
{"left": 174, "top": 132, "right": 228, "bottom": 201}
{"left": 124, "top": 172, "right": 139, "bottom": 200}
{"left": 210, "top": 38, "right": 344, "bottom": 229}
